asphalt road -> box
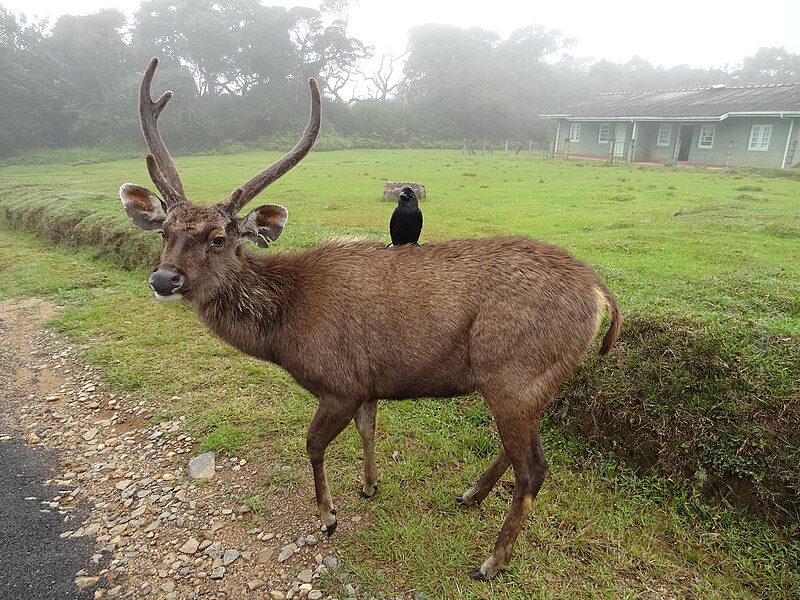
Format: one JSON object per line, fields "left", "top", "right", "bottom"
{"left": 0, "top": 436, "right": 98, "bottom": 599}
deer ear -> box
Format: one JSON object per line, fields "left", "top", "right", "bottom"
{"left": 238, "top": 204, "right": 288, "bottom": 248}
{"left": 119, "top": 183, "right": 167, "bottom": 231}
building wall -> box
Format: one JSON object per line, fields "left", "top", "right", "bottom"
{"left": 634, "top": 122, "right": 657, "bottom": 158}
{"left": 558, "top": 121, "right": 618, "bottom": 160}
{"left": 558, "top": 117, "right": 800, "bottom": 168}
{"left": 635, "top": 123, "right": 674, "bottom": 163}
{"left": 677, "top": 117, "right": 796, "bottom": 168}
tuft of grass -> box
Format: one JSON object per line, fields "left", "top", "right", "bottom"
{"left": 557, "top": 311, "right": 800, "bottom": 523}
{"left": 241, "top": 493, "right": 272, "bottom": 524}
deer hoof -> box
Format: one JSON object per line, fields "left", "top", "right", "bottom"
{"left": 325, "top": 521, "right": 337, "bottom": 536}
{"left": 455, "top": 494, "right": 477, "bottom": 507}
{"left": 358, "top": 485, "right": 378, "bottom": 499}
{"left": 469, "top": 557, "right": 504, "bottom": 580}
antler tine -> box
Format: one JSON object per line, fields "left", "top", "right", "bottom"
{"left": 139, "top": 57, "right": 186, "bottom": 207}
{"left": 219, "top": 78, "right": 321, "bottom": 216}
{"left": 145, "top": 154, "right": 183, "bottom": 203}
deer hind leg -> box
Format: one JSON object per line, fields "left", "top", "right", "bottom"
{"left": 307, "top": 398, "right": 361, "bottom": 536}
{"left": 470, "top": 411, "right": 549, "bottom": 581}
{"left": 353, "top": 400, "right": 379, "bottom": 498}
{"left": 456, "top": 444, "right": 511, "bottom": 507}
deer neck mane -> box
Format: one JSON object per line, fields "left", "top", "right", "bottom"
{"left": 192, "top": 249, "right": 297, "bottom": 359}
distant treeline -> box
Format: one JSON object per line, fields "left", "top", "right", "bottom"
{"left": 2, "top": 0, "right": 799, "bottom": 158}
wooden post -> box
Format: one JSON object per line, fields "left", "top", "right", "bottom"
{"left": 627, "top": 138, "right": 636, "bottom": 164}
{"left": 528, "top": 139, "right": 533, "bottom": 156}
{"left": 563, "top": 138, "right": 570, "bottom": 160}
{"left": 548, "top": 137, "right": 555, "bottom": 160}
{"left": 504, "top": 140, "right": 509, "bottom": 154}
{"left": 607, "top": 139, "right": 615, "bottom": 165}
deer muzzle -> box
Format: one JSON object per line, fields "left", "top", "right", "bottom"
{"left": 149, "top": 266, "right": 187, "bottom": 302}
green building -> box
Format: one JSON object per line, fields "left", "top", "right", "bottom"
{"left": 541, "top": 83, "right": 800, "bottom": 169}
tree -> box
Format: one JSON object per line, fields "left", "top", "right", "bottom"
{"left": 365, "top": 51, "right": 408, "bottom": 101}
{"left": 133, "top": 0, "right": 244, "bottom": 96}
{"left": 286, "top": 2, "right": 370, "bottom": 103}
{"left": 737, "top": 46, "right": 800, "bottom": 83}
{"left": 47, "top": 10, "right": 130, "bottom": 103}
{"left": 403, "top": 24, "right": 500, "bottom": 100}
{"left": 132, "top": 0, "right": 298, "bottom": 97}
{"left": 234, "top": 4, "right": 297, "bottom": 95}
{"left": 402, "top": 23, "right": 574, "bottom": 139}
{"left": 0, "top": 8, "right": 70, "bottom": 154}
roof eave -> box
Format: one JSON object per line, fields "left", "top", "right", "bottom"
{"left": 539, "top": 111, "right": 800, "bottom": 121}
{"left": 539, "top": 115, "right": 725, "bottom": 121}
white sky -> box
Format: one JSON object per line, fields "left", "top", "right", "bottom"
{"left": 5, "top": 0, "right": 800, "bottom": 71}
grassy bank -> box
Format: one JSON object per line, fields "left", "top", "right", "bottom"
{"left": 1, "top": 150, "right": 798, "bottom": 597}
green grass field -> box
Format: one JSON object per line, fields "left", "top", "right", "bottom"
{"left": 1, "top": 150, "right": 798, "bottom": 598}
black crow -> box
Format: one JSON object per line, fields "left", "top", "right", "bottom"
{"left": 389, "top": 187, "right": 423, "bottom": 246}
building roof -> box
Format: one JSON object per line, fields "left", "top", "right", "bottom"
{"left": 541, "top": 83, "right": 800, "bottom": 121}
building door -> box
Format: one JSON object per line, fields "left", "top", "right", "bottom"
{"left": 614, "top": 123, "right": 627, "bottom": 157}
{"left": 676, "top": 125, "right": 693, "bottom": 161}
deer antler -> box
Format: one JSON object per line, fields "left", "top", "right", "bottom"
{"left": 218, "top": 78, "right": 321, "bottom": 217}
{"left": 139, "top": 57, "right": 187, "bottom": 208}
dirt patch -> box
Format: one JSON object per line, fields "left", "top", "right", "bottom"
{"left": 0, "top": 298, "right": 360, "bottom": 600}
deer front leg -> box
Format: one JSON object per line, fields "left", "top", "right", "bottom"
{"left": 353, "top": 400, "right": 379, "bottom": 498}
{"left": 307, "top": 398, "right": 359, "bottom": 535}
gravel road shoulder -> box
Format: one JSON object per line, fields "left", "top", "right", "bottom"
{"left": 0, "top": 298, "right": 359, "bottom": 600}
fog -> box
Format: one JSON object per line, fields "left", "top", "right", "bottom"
{"left": 1, "top": 0, "right": 798, "bottom": 157}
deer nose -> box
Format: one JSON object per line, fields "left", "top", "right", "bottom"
{"left": 148, "top": 268, "right": 185, "bottom": 296}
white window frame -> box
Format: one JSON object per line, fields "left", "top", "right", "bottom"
{"left": 597, "top": 124, "right": 610, "bottom": 144}
{"left": 569, "top": 123, "right": 581, "bottom": 143}
{"left": 748, "top": 124, "right": 772, "bottom": 151}
{"left": 656, "top": 123, "right": 672, "bottom": 147}
{"left": 698, "top": 124, "right": 715, "bottom": 149}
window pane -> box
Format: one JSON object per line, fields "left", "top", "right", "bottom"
{"left": 699, "top": 125, "right": 715, "bottom": 148}
{"left": 657, "top": 124, "right": 671, "bottom": 146}
{"left": 761, "top": 126, "right": 771, "bottom": 149}
{"left": 748, "top": 124, "right": 771, "bottom": 151}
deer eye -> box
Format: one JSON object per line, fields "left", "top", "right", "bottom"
{"left": 210, "top": 236, "right": 226, "bottom": 248}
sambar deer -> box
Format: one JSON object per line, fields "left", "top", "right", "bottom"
{"left": 120, "top": 57, "right": 621, "bottom": 580}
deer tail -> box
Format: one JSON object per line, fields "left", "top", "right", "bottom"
{"left": 598, "top": 284, "right": 622, "bottom": 355}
